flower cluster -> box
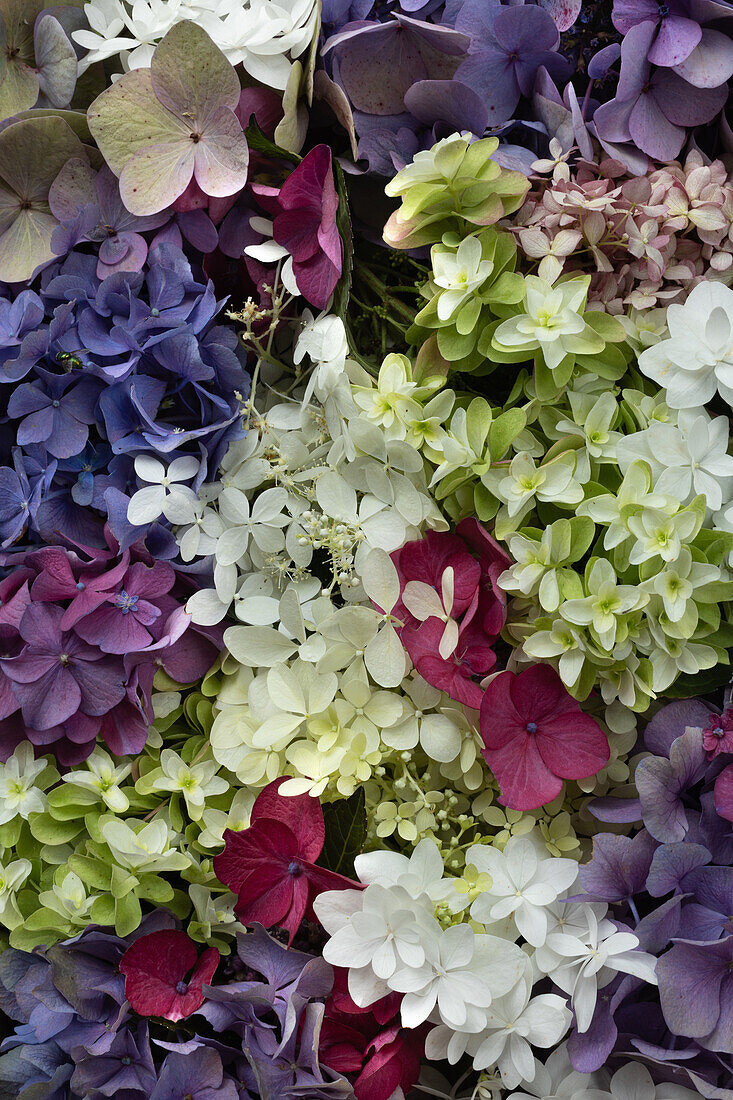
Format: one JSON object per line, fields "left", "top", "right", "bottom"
{"left": 515, "top": 149, "right": 733, "bottom": 313}
{"left": 3, "top": 0, "right": 733, "bottom": 1097}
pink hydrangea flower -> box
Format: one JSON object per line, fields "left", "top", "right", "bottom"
{"left": 119, "top": 929, "right": 219, "bottom": 1021}
{"left": 479, "top": 664, "right": 610, "bottom": 810}
{"left": 703, "top": 711, "right": 733, "bottom": 760}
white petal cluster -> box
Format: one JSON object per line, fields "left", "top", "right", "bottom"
{"left": 314, "top": 834, "right": 658, "bottom": 1090}
{"left": 74, "top": 0, "right": 319, "bottom": 87}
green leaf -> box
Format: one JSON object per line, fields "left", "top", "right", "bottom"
{"left": 115, "top": 891, "right": 142, "bottom": 938}
{"left": 414, "top": 332, "right": 450, "bottom": 386}
{"left": 455, "top": 295, "right": 481, "bottom": 336}
{"left": 437, "top": 324, "right": 477, "bottom": 362}
{"left": 244, "top": 118, "right": 301, "bottom": 165}
{"left": 273, "top": 59, "right": 308, "bottom": 154}
{"left": 489, "top": 408, "right": 526, "bottom": 461}
{"left": 320, "top": 788, "right": 366, "bottom": 877}
{"left": 138, "top": 874, "right": 174, "bottom": 903}
{"left": 28, "top": 814, "right": 83, "bottom": 845}
{"left": 90, "top": 895, "right": 116, "bottom": 926}
{"left": 665, "top": 662, "right": 732, "bottom": 698}
{"left": 332, "top": 159, "right": 353, "bottom": 322}
{"left": 68, "top": 855, "right": 112, "bottom": 891}
{"left": 465, "top": 397, "right": 492, "bottom": 457}
{"left": 584, "top": 310, "right": 626, "bottom": 343}
{"left": 0, "top": 818, "right": 22, "bottom": 848}
{"left": 474, "top": 482, "right": 500, "bottom": 521}
{"left": 567, "top": 516, "right": 596, "bottom": 563}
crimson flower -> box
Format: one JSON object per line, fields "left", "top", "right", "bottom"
{"left": 272, "top": 144, "right": 343, "bottom": 310}
{"left": 479, "top": 664, "right": 610, "bottom": 810}
{"left": 320, "top": 971, "right": 427, "bottom": 1100}
{"left": 213, "top": 779, "right": 357, "bottom": 944}
{"left": 119, "top": 929, "right": 219, "bottom": 1022}
{"left": 389, "top": 520, "right": 510, "bottom": 709}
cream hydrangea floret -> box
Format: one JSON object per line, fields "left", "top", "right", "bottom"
{"left": 0, "top": 741, "right": 48, "bottom": 823}
{"left": 493, "top": 275, "right": 600, "bottom": 370}
{"left": 432, "top": 236, "right": 495, "bottom": 321}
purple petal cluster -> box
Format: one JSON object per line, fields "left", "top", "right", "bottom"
{"left": 574, "top": 698, "right": 733, "bottom": 1092}
{"left": 0, "top": 918, "right": 348, "bottom": 1100}
{"left": 0, "top": 537, "right": 222, "bottom": 764}
{"left": 317, "top": 0, "right": 733, "bottom": 178}
{"left": 0, "top": 241, "right": 249, "bottom": 553}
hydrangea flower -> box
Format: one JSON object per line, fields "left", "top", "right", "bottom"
{"left": 213, "top": 778, "right": 357, "bottom": 942}
{"left": 479, "top": 665, "right": 610, "bottom": 810}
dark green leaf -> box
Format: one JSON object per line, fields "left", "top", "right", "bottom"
{"left": 332, "top": 159, "right": 354, "bottom": 324}
{"left": 244, "top": 118, "right": 301, "bottom": 165}
{"left": 319, "top": 788, "right": 366, "bottom": 877}
{"left": 665, "top": 661, "right": 732, "bottom": 699}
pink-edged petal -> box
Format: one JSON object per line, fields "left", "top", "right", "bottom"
{"left": 673, "top": 28, "right": 733, "bottom": 88}
{"left": 629, "top": 91, "right": 685, "bottom": 164}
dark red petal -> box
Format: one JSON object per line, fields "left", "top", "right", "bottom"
{"left": 213, "top": 818, "right": 299, "bottom": 892}
{"left": 510, "top": 663, "right": 566, "bottom": 720}
{"left": 479, "top": 669, "right": 524, "bottom": 749}
{"left": 250, "top": 778, "right": 325, "bottom": 861}
{"left": 536, "top": 713, "right": 610, "bottom": 780}
{"left": 482, "top": 730, "right": 562, "bottom": 811}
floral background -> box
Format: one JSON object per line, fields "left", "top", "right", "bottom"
{"left": 1, "top": 0, "right": 733, "bottom": 1098}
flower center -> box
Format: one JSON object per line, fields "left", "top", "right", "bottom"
{"left": 287, "top": 860, "right": 303, "bottom": 877}
{"left": 113, "top": 590, "right": 139, "bottom": 614}
{"left": 175, "top": 980, "right": 188, "bottom": 994}
{"left": 713, "top": 727, "right": 725, "bottom": 739}
{"left": 526, "top": 721, "right": 537, "bottom": 734}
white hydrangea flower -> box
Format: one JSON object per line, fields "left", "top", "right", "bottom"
{"left": 318, "top": 881, "right": 442, "bottom": 1002}
{"left": 0, "top": 743, "right": 47, "bottom": 824}
{"left": 0, "top": 858, "right": 32, "bottom": 931}
{"left": 390, "top": 923, "right": 526, "bottom": 1031}
{"left": 467, "top": 979, "right": 572, "bottom": 1087}
{"left": 149, "top": 749, "right": 229, "bottom": 820}
{"left": 127, "top": 454, "right": 200, "bottom": 526}
{"left": 75, "top": 0, "right": 319, "bottom": 89}
{"left": 534, "top": 906, "right": 657, "bottom": 1032}
{"left": 432, "top": 236, "right": 494, "bottom": 321}
{"left": 637, "top": 282, "right": 733, "bottom": 409}
{"left": 493, "top": 276, "right": 596, "bottom": 370}
{"left": 101, "top": 817, "right": 190, "bottom": 874}
{"left": 39, "top": 870, "right": 97, "bottom": 927}
{"left": 616, "top": 409, "right": 733, "bottom": 514}
{"left": 467, "top": 836, "right": 579, "bottom": 946}
{"left": 506, "top": 1042, "right": 604, "bottom": 1100}
{"left": 62, "top": 747, "right": 132, "bottom": 813}
{"left": 584, "top": 1061, "right": 699, "bottom": 1100}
